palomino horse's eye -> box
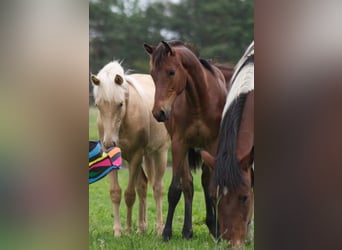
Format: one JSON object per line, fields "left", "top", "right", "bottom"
{"left": 168, "top": 70, "right": 175, "bottom": 76}
{"left": 119, "top": 101, "right": 123, "bottom": 107}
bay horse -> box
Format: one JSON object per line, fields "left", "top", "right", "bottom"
{"left": 91, "top": 61, "right": 170, "bottom": 236}
{"left": 201, "top": 41, "right": 254, "bottom": 249}
{"left": 144, "top": 40, "right": 227, "bottom": 241}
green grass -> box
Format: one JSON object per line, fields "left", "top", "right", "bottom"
{"left": 89, "top": 107, "right": 254, "bottom": 249}
{"left": 89, "top": 169, "right": 254, "bottom": 250}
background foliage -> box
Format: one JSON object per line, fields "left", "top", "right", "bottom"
{"left": 90, "top": 0, "right": 254, "bottom": 75}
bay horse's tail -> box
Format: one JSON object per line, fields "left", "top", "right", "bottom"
{"left": 188, "top": 148, "right": 202, "bottom": 171}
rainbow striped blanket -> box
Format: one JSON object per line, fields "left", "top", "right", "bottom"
{"left": 89, "top": 141, "right": 122, "bottom": 184}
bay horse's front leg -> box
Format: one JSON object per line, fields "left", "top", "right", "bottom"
{"left": 108, "top": 170, "right": 122, "bottom": 237}
{"left": 163, "top": 140, "right": 187, "bottom": 242}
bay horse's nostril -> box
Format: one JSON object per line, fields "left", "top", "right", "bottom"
{"left": 154, "top": 110, "right": 168, "bottom": 122}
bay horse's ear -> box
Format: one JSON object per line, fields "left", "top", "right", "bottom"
{"left": 161, "top": 41, "right": 174, "bottom": 56}
{"left": 143, "top": 43, "right": 155, "bottom": 55}
{"left": 200, "top": 150, "right": 215, "bottom": 170}
{"left": 115, "top": 74, "right": 123, "bottom": 85}
{"left": 91, "top": 74, "right": 100, "bottom": 86}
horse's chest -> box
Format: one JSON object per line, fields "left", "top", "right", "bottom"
{"left": 185, "top": 120, "right": 212, "bottom": 145}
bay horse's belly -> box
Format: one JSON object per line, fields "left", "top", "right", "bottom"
{"left": 185, "top": 120, "right": 216, "bottom": 147}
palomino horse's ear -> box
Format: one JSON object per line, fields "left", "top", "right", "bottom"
{"left": 114, "top": 74, "right": 123, "bottom": 85}
{"left": 161, "top": 41, "right": 174, "bottom": 56}
{"left": 200, "top": 150, "right": 215, "bottom": 170}
{"left": 143, "top": 43, "right": 155, "bottom": 55}
{"left": 91, "top": 74, "right": 100, "bottom": 86}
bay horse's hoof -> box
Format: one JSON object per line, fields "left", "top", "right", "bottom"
{"left": 182, "top": 228, "right": 193, "bottom": 240}
{"left": 162, "top": 228, "right": 172, "bottom": 242}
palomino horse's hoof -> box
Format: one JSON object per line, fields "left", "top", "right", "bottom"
{"left": 136, "top": 224, "right": 148, "bottom": 234}
{"left": 156, "top": 224, "right": 164, "bottom": 235}
{"left": 113, "top": 229, "right": 121, "bottom": 237}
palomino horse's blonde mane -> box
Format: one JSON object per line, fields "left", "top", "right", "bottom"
{"left": 93, "top": 60, "right": 146, "bottom": 102}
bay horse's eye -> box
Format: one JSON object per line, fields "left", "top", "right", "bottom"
{"left": 168, "top": 70, "right": 175, "bottom": 76}
{"left": 239, "top": 195, "right": 248, "bottom": 204}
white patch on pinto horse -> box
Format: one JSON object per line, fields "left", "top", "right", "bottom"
{"left": 222, "top": 42, "right": 254, "bottom": 118}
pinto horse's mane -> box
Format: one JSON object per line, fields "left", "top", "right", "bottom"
{"left": 152, "top": 40, "right": 216, "bottom": 76}
{"left": 213, "top": 42, "right": 254, "bottom": 192}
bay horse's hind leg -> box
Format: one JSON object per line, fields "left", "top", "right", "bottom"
{"left": 108, "top": 170, "right": 122, "bottom": 237}
{"left": 202, "top": 163, "right": 219, "bottom": 238}
{"left": 136, "top": 166, "right": 148, "bottom": 233}
{"left": 181, "top": 161, "right": 194, "bottom": 240}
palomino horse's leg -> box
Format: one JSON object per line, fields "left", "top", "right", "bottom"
{"left": 163, "top": 141, "right": 187, "bottom": 241}
{"left": 150, "top": 148, "right": 167, "bottom": 235}
{"left": 108, "top": 170, "right": 122, "bottom": 236}
{"left": 124, "top": 152, "right": 143, "bottom": 234}
{"left": 201, "top": 163, "right": 219, "bottom": 238}
{"left": 135, "top": 166, "right": 148, "bottom": 233}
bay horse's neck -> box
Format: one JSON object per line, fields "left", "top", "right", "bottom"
{"left": 181, "top": 54, "right": 210, "bottom": 113}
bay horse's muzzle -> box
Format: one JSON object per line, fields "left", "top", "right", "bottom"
{"left": 153, "top": 110, "right": 169, "bottom": 122}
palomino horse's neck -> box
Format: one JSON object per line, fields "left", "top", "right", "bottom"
{"left": 180, "top": 50, "right": 211, "bottom": 113}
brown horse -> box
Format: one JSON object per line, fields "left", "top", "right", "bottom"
{"left": 201, "top": 41, "right": 254, "bottom": 249}
{"left": 144, "top": 40, "right": 227, "bottom": 241}
{"left": 91, "top": 61, "right": 170, "bottom": 236}
{"left": 215, "top": 64, "right": 235, "bottom": 91}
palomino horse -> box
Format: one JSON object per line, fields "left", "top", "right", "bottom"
{"left": 91, "top": 61, "right": 170, "bottom": 236}
{"left": 144, "top": 40, "right": 227, "bottom": 241}
{"left": 201, "top": 41, "right": 254, "bottom": 249}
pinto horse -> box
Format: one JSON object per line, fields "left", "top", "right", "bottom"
{"left": 201, "top": 41, "right": 254, "bottom": 249}
{"left": 91, "top": 61, "right": 170, "bottom": 236}
{"left": 144, "top": 40, "right": 227, "bottom": 241}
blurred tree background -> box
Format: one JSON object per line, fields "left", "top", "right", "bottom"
{"left": 90, "top": 0, "right": 253, "bottom": 87}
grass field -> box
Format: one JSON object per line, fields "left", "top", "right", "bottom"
{"left": 89, "top": 107, "right": 254, "bottom": 249}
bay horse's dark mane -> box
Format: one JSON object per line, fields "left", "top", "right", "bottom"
{"left": 214, "top": 93, "right": 248, "bottom": 192}
{"left": 153, "top": 40, "right": 216, "bottom": 76}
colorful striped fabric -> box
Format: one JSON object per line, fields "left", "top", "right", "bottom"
{"left": 89, "top": 141, "right": 122, "bottom": 184}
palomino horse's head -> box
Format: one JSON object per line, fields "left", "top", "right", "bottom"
{"left": 91, "top": 61, "right": 128, "bottom": 149}
{"left": 144, "top": 40, "right": 188, "bottom": 122}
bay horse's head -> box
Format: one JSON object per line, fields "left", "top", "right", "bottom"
{"left": 144, "top": 40, "right": 188, "bottom": 122}
{"left": 91, "top": 61, "right": 128, "bottom": 149}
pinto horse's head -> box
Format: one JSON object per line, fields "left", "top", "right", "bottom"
{"left": 91, "top": 61, "right": 128, "bottom": 149}
{"left": 144, "top": 41, "right": 188, "bottom": 122}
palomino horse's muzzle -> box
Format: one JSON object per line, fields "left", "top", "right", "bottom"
{"left": 103, "top": 140, "right": 117, "bottom": 149}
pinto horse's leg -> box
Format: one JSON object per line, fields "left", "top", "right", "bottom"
{"left": 201, "top": 163, "right": 219, "bottom": 238}
{"left": 136, "top": 166, "right": 148, "bottom": 233}
{"left": 108, "top": 170, "right": 122, "bottom": 237}
{"left": 124, "top": 152, "right": 143, "bottom": 234}
{"left": 163, "top": 141, "right": 188, "bottom": 242}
